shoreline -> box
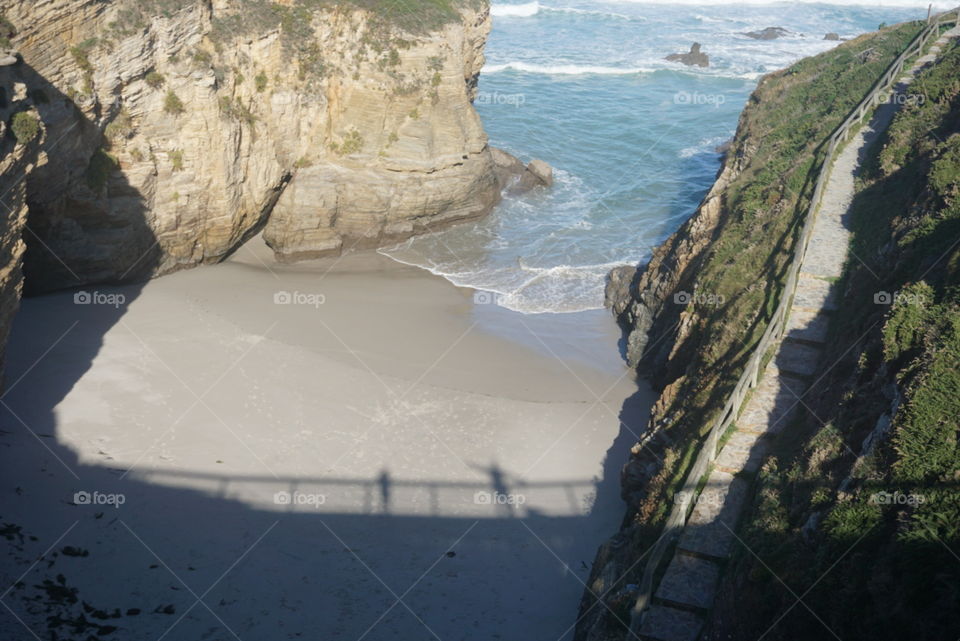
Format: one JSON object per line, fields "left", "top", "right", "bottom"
{"left": 0, "top": 240, "right": 653, "bottom": 640}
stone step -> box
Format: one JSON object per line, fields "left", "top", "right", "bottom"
{"left": 784, "top": 308, "right": 831, "bottom": 345}
{"left": 774, "top": 341, "right": 822, "bottom": 378}
{"left": 800, "top": 236, "right": 849, "bottom": 279}
{"left": 794, "top": 275, "right": 838, "bottom": 312}
{"left": 677, "top": 470, "right": 750, "bottom": 560}
{"left": 715, "top": 429, "right": 767, "bottom": 475}
{"left": 654, "top": 553, "right": 721, "bottom": 611}
{"left": 639, "top": 605, "right": 704, "bottom": 641}
{"left": 738, "top": 372, "right": 805, "bottom": 436}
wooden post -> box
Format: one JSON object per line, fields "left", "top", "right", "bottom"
{"left": 927, "top": 4, "right": 932, "bottom": 24}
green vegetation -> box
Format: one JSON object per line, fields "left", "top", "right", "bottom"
{"left": 10, "top": 112, "right": 39, "bottom": 144}
{"left": 632, "top": 21, "right": 923, "bottom": 531}
{"left": 163, "top": 89, "right": 184, "bottom": 115}
{"left": 84, "top": 148, "right": 118, "bottom": 192}
{"left": 145, "top": 71, "right": 165, "bottom": 89}
{"left": 105, "top": 0, "right": 196, "bottom": 38}
{"left": 577, "top": 24, "right": 932, "bottom": 638}
{"left": 254, "top": 71, "right": 268, "bottom": 92}
{"left": 329, "top": 129, "right": 364, "bottom": 155}
{"left": 69, "top": 38, "right": 98, "bottom": 95}
{"left": 104, "top": 109, "right": 134, "bottom": 141}
{"left": 218, "top": 96, "right": 257, "bottom": 126}
{"left": 0, "top": 14, "right": 16, "bottom": 49}
{"left": 169, "top": 149, "right": 184, "bottom": 171}
{"left": 713, "top": 39, "right": 960, "bottom": 641}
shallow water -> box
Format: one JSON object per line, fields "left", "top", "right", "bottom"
{"left": 381, "top": 0, "right": 936, "bottom": 313}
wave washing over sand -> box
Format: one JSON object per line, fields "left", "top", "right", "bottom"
{"left": 381, "top": 0, "right": 939, "bottom": 313}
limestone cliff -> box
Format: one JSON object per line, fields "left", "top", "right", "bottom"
{"left": 0, "top": 0, "right": 500, "bottom": 290}
{"left": 0, "top": 73, "right": 41, "bottom": 385}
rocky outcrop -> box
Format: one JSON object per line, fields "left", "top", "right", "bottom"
{"left": 490, "top": 147, "right": 553, "bottom": 195}
{"left": 744, "top": 26, "right": 789, "bottom": 40}
{"left": 1, "top": 0, "right": 501, "bottom": 289}
{"left": 605, "top": 149, "right": 741, "bottom": 368}
{"left": 0, "top": 98, "right": 40, "bottom": 385}
{"left": 665, "top": 43, "right": 709, "bottom": 68}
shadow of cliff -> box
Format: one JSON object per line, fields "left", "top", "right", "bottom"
{"left": 0, "top": 298, "right": 650, "bottom": 640}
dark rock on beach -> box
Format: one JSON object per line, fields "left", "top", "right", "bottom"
{"left": 665, "top": 42, "right": 709, "bottom": 68}
{"left": 824, "top": 32, "right": 841, "bottom": 41}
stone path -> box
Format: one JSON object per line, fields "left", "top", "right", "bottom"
{"left": 638, "top": 26, "right": 960, "bottom": 641}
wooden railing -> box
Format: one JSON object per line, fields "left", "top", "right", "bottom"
{"left": 628, "top": 8, "right": 960, "bottom": 634}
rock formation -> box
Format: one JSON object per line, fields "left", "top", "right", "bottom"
{"left": 0, "top": 85, "right": 39, "bottom": 384}
{"left": 490, "top": 147, "right": 553, "bottom": 195}
{"left": 744, "top": 26, "right": 789, "bottom": 40}
{"left": 0, "top": 0, "right": 504, "bottom": 287}
{"left": 665, "top": 42, "right": 709, "bottom": 68}
{"left": 824, "top": 32, "right": 841, "bottom": 41}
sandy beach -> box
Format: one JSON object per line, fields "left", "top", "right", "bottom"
{"left": 0, "top": 239, "right": 652, "bottom": 641}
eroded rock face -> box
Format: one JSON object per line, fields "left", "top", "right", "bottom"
{"left": 665, "top": 42, "right": 709, "bottom": 68}
{"left": 489, "top": 147, "right": 553, "bottom": 195}
{"left": 0, "top": 100, "right": 39, "bottom": 384}
{"left": 1, "top": 0, "right": 501, "bottom": 290}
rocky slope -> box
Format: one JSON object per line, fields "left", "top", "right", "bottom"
{"left": 707, "top": 38, "right": 960, "bottom": 641}
{"left": 0, "top": 0, "right": 507, "bottom": 291}
{"left": 578, "top": 21, "right": 926, "bottom": 641}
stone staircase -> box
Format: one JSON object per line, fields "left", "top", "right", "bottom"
{"left": 637, "top": 25, "right": 960, "bottom": 641}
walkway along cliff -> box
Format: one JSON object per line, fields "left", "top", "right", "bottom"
{"left": 578, "top": 10, "right": 960, "bottom": 641}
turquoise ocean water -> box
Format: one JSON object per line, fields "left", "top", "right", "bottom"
{"left": 381, "top": 1, "right": 940, "bottom": 313}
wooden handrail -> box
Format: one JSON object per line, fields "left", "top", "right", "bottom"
{"left": 628, "top": 9, "right": 959, "bottom": 634}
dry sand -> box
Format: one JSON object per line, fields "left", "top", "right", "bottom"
{"left": 0, "top": 239, "right": 653, "bottom": 641}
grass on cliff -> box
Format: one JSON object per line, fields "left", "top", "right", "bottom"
{"left": 634, "top": 21, "right": 924, "bottom": 532}
{"left": 10, "top": 111, "right": 39, "bottom": 144}
{"left": 576, "top": 26, "right": 929, "bottom": 636}
{"left": 710, "top": 39, "right": 960, "bottom": 641}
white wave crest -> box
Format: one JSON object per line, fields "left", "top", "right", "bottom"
{"left": 483, "top": 61, "right": 652, "bottom": 75}
{"left": 491, "top": 2, "right": 541, "bottom": 17}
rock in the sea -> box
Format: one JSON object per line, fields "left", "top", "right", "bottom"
{"left": 824, "top": 32, "right": 841, "bottom": 41}
{"left": 744, "top": 26, "right": 789, "bottom": 40}
{"left": 526, "top": 158, "right": 553, "bottom": 187}
{"left": 490, "top": 148, "right": 554, "bottom": 195}
{"left": 665, "top": 43, "right": 709, "bottom": 68}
